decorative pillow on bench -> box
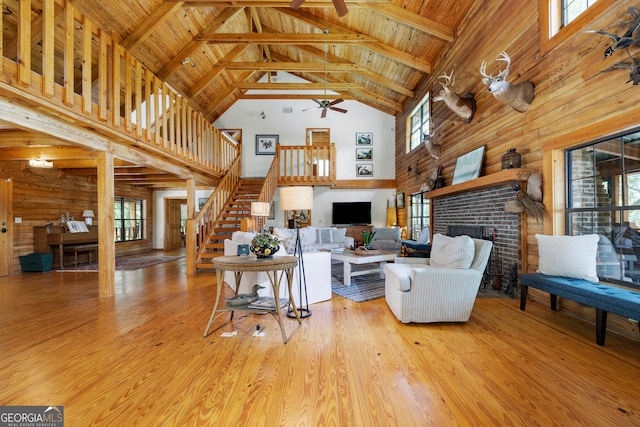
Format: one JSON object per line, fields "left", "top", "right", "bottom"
{"left": 535, "top": 234, "right": 599, "bottom": 282}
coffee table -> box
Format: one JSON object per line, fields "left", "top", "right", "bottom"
{"left": 330, "top": 250, "right": 397, "bottom": 286}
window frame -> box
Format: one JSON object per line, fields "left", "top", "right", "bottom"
{"left": 409, "top": 192, "right": 431, "bottom": 241}
{"left": 406, "top": 92, "right": 430, "bottom": 153}
{"left": 540, "top": 0, "right": 614, "bottom": 55}
{"left": 114, "top": 197, "right": 145, "bottom": 243}
{"left": 565, "top": 128, "right": 640, "bottom": 290}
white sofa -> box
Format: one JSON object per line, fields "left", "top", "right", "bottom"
{"left": 272, "top": 226, "right": 354, "bottom": 251}
{"left": 223, "top": 231, "right": 333, "bottom": 305}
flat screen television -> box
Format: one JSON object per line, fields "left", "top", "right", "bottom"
{"left": 332, "top": 202, "right": 371, "bottom": 225}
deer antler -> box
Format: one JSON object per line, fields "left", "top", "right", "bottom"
{"left": 438, "top": 70, "right": 455, "bottom": 87}
{"left": 495, "top": 52, "right": 511, "bottom": 79}
{"left": 479, "top": 61, "right": 492, "bottom": 79}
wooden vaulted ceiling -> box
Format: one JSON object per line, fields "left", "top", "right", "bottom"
{"left": 0, "top": 0, "right": 478, "bottom": 188}
{"left": 73, "top": 0, "right": 476, "bottom": 120}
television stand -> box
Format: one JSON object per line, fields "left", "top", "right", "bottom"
{"left": 336, "top": 225, "right": 372, "bottom": 248}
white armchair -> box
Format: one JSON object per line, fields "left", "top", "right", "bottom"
{"left": 383, "top": 236, "right": 492, "bottom": 323}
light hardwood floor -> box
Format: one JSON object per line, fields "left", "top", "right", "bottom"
{"left": 1, "top": 251, "right": 640, "bottom": 426}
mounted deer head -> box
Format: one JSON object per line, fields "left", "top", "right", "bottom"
{"left": 421, "top": 131, "right": 441, "bottom": 160}
{"left": 432, "top": 70, "right": 476, "bottom": 123}
{"left": 479, "top": 52, "right": 535, "bottom": 113}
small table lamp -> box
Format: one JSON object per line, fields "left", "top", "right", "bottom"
{"left": 82, "top": 210, "right": 95, "bottom": 225}
{"left": 250, "top": 202, "right": 270, "bottom": 232}
{"left": 279, "top": 186, "right": 314, "bottom": 318}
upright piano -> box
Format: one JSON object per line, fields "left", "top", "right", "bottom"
{"left": 34, "top": 225, "right": 98, "bottom": 269}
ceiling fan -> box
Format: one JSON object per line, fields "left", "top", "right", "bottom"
{"left": 290, "top": 0, "right": 349, "bottom": 17}
{"left": 304, "top": 42, "right": 348, "bottom": 118}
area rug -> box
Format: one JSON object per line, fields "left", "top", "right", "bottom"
{"left": 331, "top": 263, "right": 385, "bottom": 303}
{"left": 58, "top": 255, "right": 184, "bottom": 272}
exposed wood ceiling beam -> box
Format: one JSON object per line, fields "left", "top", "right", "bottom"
{"left": 185, "top": 45, "right": 249, "bottom": 99}
{"left": 0, "top": 146, "right": 95, "bottom": 160}
{"left": 121, "top": 2, "right": 184, "bottom": 50}
{"left": 277, "top": 47, "right": 414, "bottom": 97}
{"left": 273, "top": 8, "right": 432, "bottom": 73}
{"left": 195, "top": 33, "right": 377, "bottom": 43}
{"left": 233, "top": 82, "right": 360, "bottom": 90}
{"left": 176, "top": 1, "right": 453, "bottom": 42}
{"left": 156, "top": 7, "right": 246, "bottom": 80}
{"left": 238, "top": 93, "right": 349, "bottom": 100}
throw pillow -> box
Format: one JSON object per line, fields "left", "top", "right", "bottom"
{"left": 430, "top": 234, "right": 475, "bottom": 269}
{"left": 273, "top": 227, "right": 296, "bottom": 239}
{"left": 316, "top": 228, "right": 334, "bottom": 244}
{"left": 332, "top": 227, "right": 347, "bottom": 243}
{"left": 535, "top": 234, "right": 599, "bottom": 282}
{"left": 416, "top": 227, "right": 430, "bottom": 244}
{"left": 281, "top": 233, "right": 315, "bottom": 254}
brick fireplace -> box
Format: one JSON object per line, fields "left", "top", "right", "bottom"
{"left": 432, "top": 183, "right": 522, "bottom": 292}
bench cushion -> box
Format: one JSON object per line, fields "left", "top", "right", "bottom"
{"left": 520, "top": 274, "right": 640, "bottom": 321}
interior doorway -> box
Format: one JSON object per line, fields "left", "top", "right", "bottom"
{"left": 165, "top": 198, "right": 187, "bottom": 250}
{"left": 0, "top": 177, "right": 12, "bottom": 277}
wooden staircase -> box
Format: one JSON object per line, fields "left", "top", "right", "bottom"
{"left": 196, "top": 178, "right": 266, "bottom": 270}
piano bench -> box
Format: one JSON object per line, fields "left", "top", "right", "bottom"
{"left": 63, "top": 244, "right": 98, "bottom": 267}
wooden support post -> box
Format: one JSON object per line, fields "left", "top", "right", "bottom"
{"left": 186, "top": 178, "right": 196, "bottom": 275}
{"left": 97, "top": 152, "right": 115, "bottom": 297}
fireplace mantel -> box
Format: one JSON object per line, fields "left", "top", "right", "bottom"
{"left": 423, "top": 168, "right": 533, "bottom": 200}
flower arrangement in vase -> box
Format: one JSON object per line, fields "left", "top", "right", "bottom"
{"left": 250, "top": 232, "right": 280, "bottom": 258}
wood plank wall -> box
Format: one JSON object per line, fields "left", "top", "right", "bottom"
{"left": 3, "top": 161, "right": 153, "bottom": 275}
{"left": 395, "top": 0, "right": 640, "bottom": 339}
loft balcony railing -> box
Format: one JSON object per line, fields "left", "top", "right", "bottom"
{"left": 0, "top": 0, "right": 238, "bottom": 176}
{"left": 277, "top": 144, "right": 336, "bottom": 185}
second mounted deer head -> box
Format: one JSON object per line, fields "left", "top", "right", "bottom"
{"left": 479, "top": 52, "right": 535, "bottom": 113}
{"left": 432, "top": 70, "right": 476, "bottom": 123}
{"left": 421, "top": 131, "right": 441, "bottom": 160}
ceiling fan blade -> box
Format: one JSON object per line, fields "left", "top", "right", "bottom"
{"left": 321, "top": 108, "right": 327, "bottom": 119}
{"left": 330, "top": 107, "right": 348, "bottom": 114}
{"left": 302, "top": 106, "right": 319, "bottom": 111}
{"left": 290, "top": 0, "right": 305, "bottom": 10}
{"left": 332, "top": 0, "right": 349, "bottom": 17}
{"left": 310, "top": 98, "right": 323, "bottom": 106}
{"left": 328, "top": 98, "right": 344, "bottom": 106}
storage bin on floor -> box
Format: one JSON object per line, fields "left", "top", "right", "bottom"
{"left": 19, "top": 253, "right": 53, "bottom": 272}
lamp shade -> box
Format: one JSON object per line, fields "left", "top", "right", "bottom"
{"left": 280, "top": 186, "right": 313, "bottom": 211}
{"left": 82, "top": 210, "right": 95, "bottom": 218}
{"left": 386, "top": 207, "right": 397, "bottom": 227}
{"left": 250, "top": 202, "right": 270, "bottom": 217}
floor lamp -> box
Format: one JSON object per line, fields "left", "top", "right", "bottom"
{"left": 250, "top": 202, "right": 270, "bottom": 232}
{"left": 280, "top": 186, "right": 313, "bottom": 319}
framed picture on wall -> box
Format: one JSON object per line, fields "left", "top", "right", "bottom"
{"left": 356, "top": 164, "right": 373, "bottom": 177}
{"left": 356, "top": 132, "right": 373, "bottom": 146}
{"left": 256, "top": 134, "right": 278, "bottom": 155}
{"left": 356, "top": 147, "right": 372, "bottom": 161}
{"left": 452, "top": 145, "right": 485, "bottom": 185}
{"left": 396, "top": 192, "right": 405, "bottom": 209}
{"left": 198, "top": 198, "right": 207, "bottom": 210}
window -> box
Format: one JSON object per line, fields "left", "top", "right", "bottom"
{"left": 409, "top": 192, "right": 430, "bottom": 240}
{"left": 566, "top": 129, "right": 640, "bottom": 288}
{"left": 562, "top": 0, "right": 597, "bottom": 27}
{"left": 407, "top": 92, "right": 430, "bottom": 152}
{"left": 114, "top": 197, "right": 145, "bottom": 242}
{"left": 541, "top": 0, "right": 612, "bottom": 55}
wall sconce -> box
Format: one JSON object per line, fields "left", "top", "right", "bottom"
{"left": 260, "top": 111, "right": 266, "bottom": 119}
{"left": 28, "top": 159, "right": 53, "bottom": 168}
{"left": 180, "top": 57, "right": 195, "bottom": 67}
{"left": 82, "top": 210, "right": 95, "bottom": 225}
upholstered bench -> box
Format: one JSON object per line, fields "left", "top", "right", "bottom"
{"left": 520, "top": 273, "right": 640, "bottom": 346}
